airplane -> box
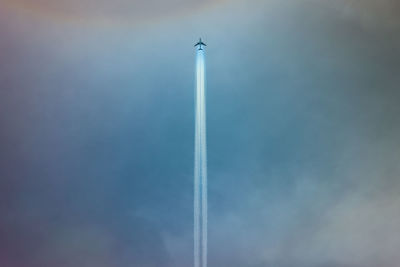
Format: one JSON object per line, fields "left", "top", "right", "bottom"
{"left": 194, "top": 38, "right": 207, "bottom": 50}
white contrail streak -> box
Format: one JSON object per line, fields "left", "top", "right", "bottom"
{"left": 194, "top": 48, "right": 207, "bottom": 267}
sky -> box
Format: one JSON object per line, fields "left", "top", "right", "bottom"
{"left": 0, "top": 0, "right": 400, "bottom": 266}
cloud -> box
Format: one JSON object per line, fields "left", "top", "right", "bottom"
{"left": 2, "top": 0, "right": 224, "bottom": 23}
{"left": 0, "top": 0, "right": 399, "bottom": 266}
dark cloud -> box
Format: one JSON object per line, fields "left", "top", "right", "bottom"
{"left": 0, "top": 0, "right": 399, "bottom": 266}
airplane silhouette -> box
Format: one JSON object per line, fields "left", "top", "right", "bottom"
{"left": 194, "top": 38, "right": 207, "bottom": 50}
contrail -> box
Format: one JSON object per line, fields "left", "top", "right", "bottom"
{"left": 194, "top": 39, "right": 207, "bottom": 267}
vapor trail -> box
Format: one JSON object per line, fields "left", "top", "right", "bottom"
{"left": 194, "top": 47, "right": 207, "bottom": 267}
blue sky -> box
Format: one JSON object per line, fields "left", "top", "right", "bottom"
{"left": 0, "top": 0, "right": 399, "bottom": 266}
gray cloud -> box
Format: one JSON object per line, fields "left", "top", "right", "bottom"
{"left": 3, "top": 0, "right": 222, "bottom": 23}
{"left": 0, "top": 0, "right": 399, "bottom": 266}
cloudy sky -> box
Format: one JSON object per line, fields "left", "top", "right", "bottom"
{"left": 0, "top": 0, "right": 399, "bottom": 266}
